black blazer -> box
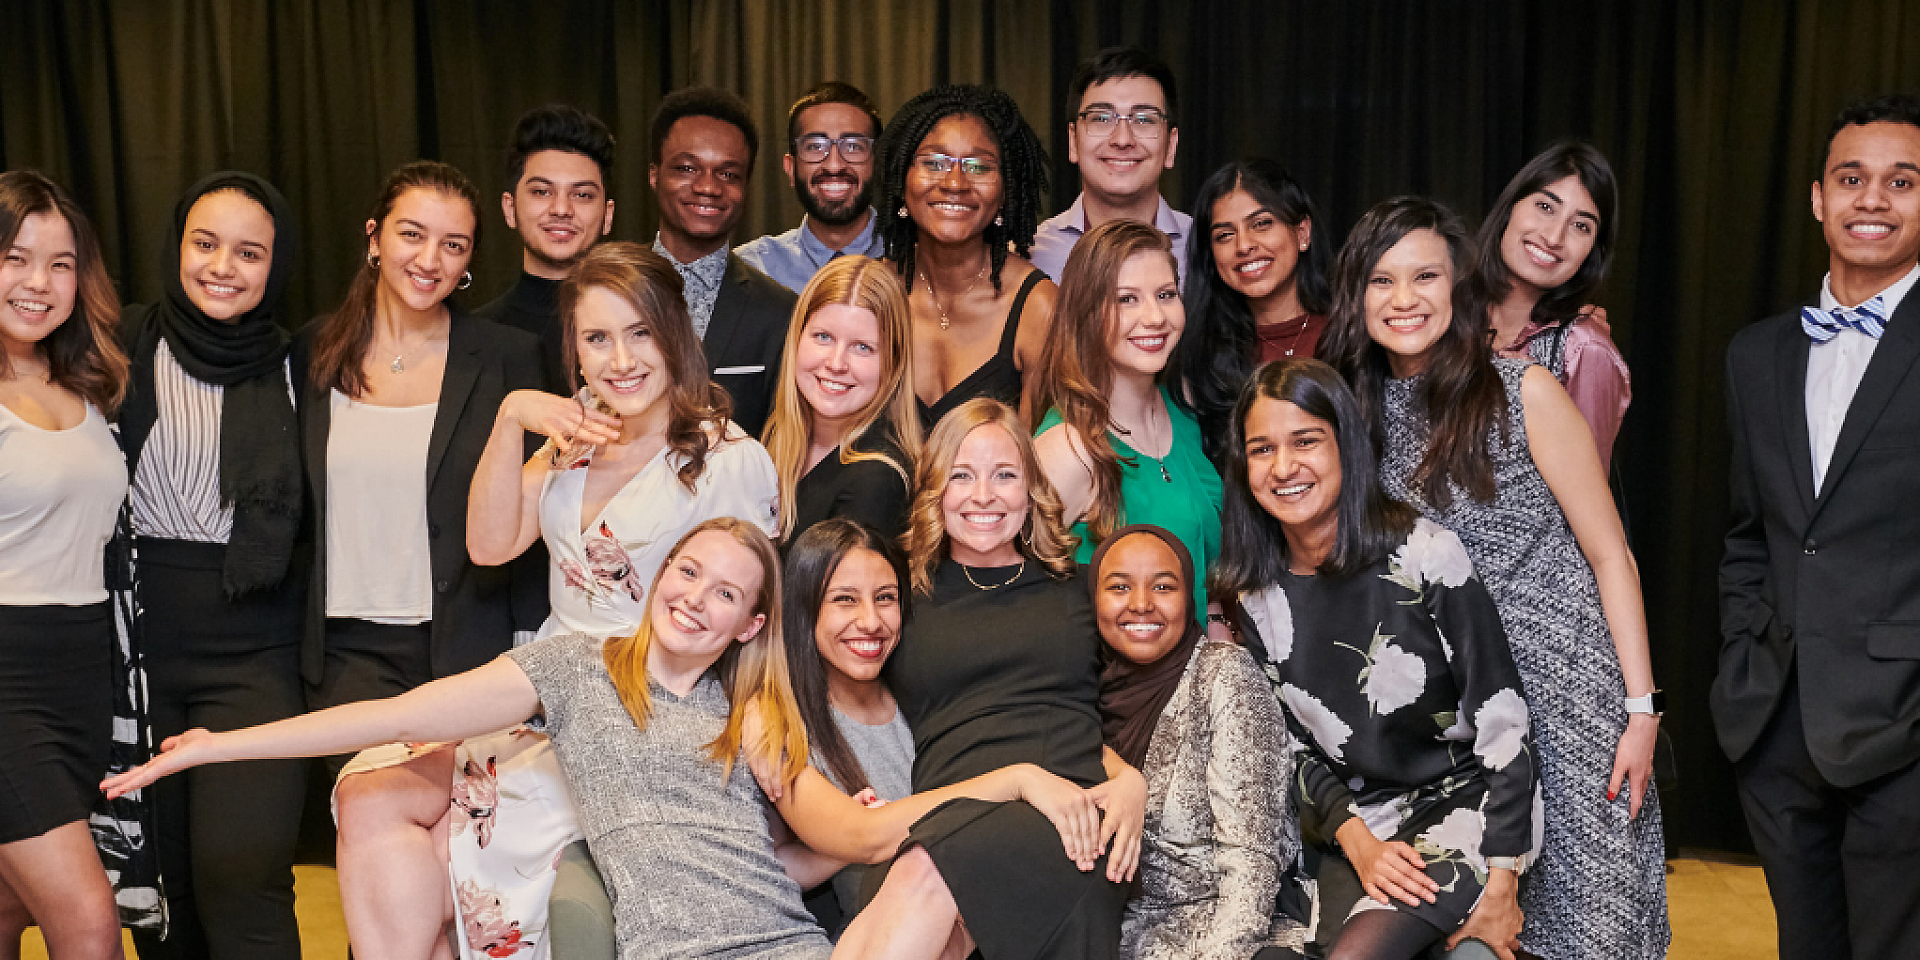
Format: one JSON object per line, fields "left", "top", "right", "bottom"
{"left": 705, "top": 253, "right": 795, "bottom": 439}
{"left": 1714, "top": 290, "right": 1920, "bottom": 788}
{"left": 291, "top": 306, "right": 543, "bottom": 683}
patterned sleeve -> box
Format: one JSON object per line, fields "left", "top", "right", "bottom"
{"left": 1194, "top": 644, "right": 1298, "bottom": 960}
{"left": 1419, "top": 525, "right": 1539, "bottom": 861}
{"left": 504, "top": 632, "right": 597, "bottom": 738}
{"left": 700, "top": 431, "right": 783, "bottom": 537}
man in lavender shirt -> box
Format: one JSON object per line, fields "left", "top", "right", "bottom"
{"left": 1029, "top": 46, "right": 1191, "bottom": 284}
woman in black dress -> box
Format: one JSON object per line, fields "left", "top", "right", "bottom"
{"left": 761, "top": 255, "right": 922, "bottom": 544}
{"left": 1211, "top": 360, "right": 1537, "bottom": 960}
{"left": 833, "top": 396, "right": 1144, "bottom": 960}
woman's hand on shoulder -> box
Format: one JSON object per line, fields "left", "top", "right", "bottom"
{"left": 1087, "top": 758, "right": 1147, "bottom": 883}
{"left": 101, "top": 728, "right": 223, "bottom": 800}
{"left": 500, "top": 389, "right": 620, "bottom": 448}
{"left": 1447, "top": 866, "right": 1523, "bottom": 959}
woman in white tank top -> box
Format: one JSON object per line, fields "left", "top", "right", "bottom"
{"left": 0, "top": 170, "right": 131, "bottom": 959}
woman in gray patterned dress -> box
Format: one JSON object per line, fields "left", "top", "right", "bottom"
{"left": 1091, "top": 524, "right": 1307, "bottom": 960}
{"left": 1321, "top": 197, "right": 1669, "bottom": 960}
{"left": 106, "top": 518, "right": 1104, "bottom": 960}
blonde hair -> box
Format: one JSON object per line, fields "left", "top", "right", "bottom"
{"left": 905, "top": 397, "right": 1077, "bottom": 594}
{"left": 761, "top": 256, "right": 923, "bottom": 538}
{"left": 601, "top": 518, "right": 809, "bottom": 784}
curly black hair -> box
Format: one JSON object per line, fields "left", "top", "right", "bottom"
{"left": 876, "top": 84, "right": 1050, "bottom": 294}
{"left": 651, "top": 87, "right": 759, "bottom": 173}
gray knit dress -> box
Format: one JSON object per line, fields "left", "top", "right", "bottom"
{"left": 1378, "top": 359, "right": 1669, "bottom": 960}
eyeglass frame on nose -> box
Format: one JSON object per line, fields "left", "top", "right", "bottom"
{"left": 1075, "top": 108, "right": 1171, "bottom": 142}
{"left": 792, "top": 134, "right": 875, "bottom": 163}
{"left": 911, "top": 152, "right": 1001, "bottom": 179}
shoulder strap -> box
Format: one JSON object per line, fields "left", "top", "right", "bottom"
{"left": 999, "top": 268, "right": 1045, "bottom": 354}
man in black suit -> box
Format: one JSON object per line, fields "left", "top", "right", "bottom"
{"left": 1716, "top": 93, "right": 1920, "bottom": 960}
{"left": 646, "top": 87, "right": 795, "bottom": 438}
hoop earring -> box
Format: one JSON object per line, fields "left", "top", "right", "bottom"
{"left": 458, "top": 271, "right": 473, "bottom": 291}
{"left": 366, "top": 252, "right": 380, "bottom": 269}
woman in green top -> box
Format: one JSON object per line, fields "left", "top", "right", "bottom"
{"left": 1034, "top": 219, "right": 1223, "bottom": 622}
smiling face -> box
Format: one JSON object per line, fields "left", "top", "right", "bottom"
{"left": 506, "top": 149, "right": 613, "bottom": 277}
{"left": 1094, "top": 532, "right": 1189, "bottom": 666}
{"left": 940, "top": 423, "right": 1031, "bottom": 567}
{"left": 1814, "top": 121, "right": 1920, "bottom": 282}
{"left": 1068, "top": 76, "right": 1179, "bottom": 208}
{"left": 906, "top": 113, "right": 1005, "bottom": 247}
{"left": 788, "top": 103, "right": 877, "bottom": 226}
{"left": 650, "top": 115, "right": 751, "bottom": 256}
{"left": 796, "top": 302, "right": 884, "bottom": 427}
{"left": 1243, "top": 395, "right": 1341, "bottom": 550}
{"left": 574, "top": 284, "right": 671, "bottom": 419}
{"left": 1363, "top": 228, "right": 1455, "bottom": 378}
{"left": 1499, "top": 174, "right": 1598, "bottom": 294}
{"left": 1210, "top": 186, "right": 1307, "bottom": 305}
{"left": 1, "top": 212, "right": 78, "bottom": 356}
{"left": 812, "top": 546, "right": 903, "bottom": 683}
{"left": 649, "top": 529, "right": 768, "bottom": 667}
{"left": 179, "top": 190, "right": 276, "bottom": 322}
{"left": 368, "top": 188, "right": 476, "bottom": 314}
{"left": 1108, "top": 250, "right": 1184, "bottom": 378}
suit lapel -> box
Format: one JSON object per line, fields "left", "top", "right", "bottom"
{"left": 1775, "top": 317, "right": 1817, "bottom": 516}
{"left": 428, "top": 315, "right": 483, "bottom": 490}
{"left": 303, "top": 373, "right": 332, "bottom": 524}
{"left": 701, "top": 255, "right": 746, "bottom": 368}
{"left": 1813, "top": 293, "right": 1920, "bottom": 517}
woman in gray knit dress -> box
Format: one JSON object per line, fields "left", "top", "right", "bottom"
{"left": 1321, "top": 197, "right": 1669, "bottom": 960}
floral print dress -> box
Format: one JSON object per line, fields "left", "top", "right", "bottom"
{"left": 1240, "top": 519, "right": 1540, "bottom": 933}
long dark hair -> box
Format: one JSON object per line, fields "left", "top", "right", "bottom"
{"left": 1320, "top": 196, "right": 1505, "bottom": 509}
{"left": 0, "top": 171, "right": 128, "bottom": 415}
{"left": 1470, "top": 142, "right": 1619, "bottom": 326}
{"left": 1211, "top": 359, "right": 1416, "bottom": 598}
{"left": 309, "top": 161, "right": 481, "bottom": 398}
{"left": 876, "top": 85, "right": 1050, "bottom": 295}
{"left": 780, "top": 519, "right": 911, "bottom": 795}
{"left": 1171, "top": 159, "right": 1331, "bottom": 465}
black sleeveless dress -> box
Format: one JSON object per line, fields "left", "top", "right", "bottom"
{"left": 874, "top": 558, "right": 1128, "bottom": 960}
{"left": 918, "top": 270, "right": 1045, "bottom": 430}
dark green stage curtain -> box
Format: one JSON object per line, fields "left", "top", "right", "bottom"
{"left": 4, "top": 0, "right": 1919, "bottom": 855}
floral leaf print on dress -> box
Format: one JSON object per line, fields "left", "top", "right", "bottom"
{"left": 1383, "top": 519, "right": 1475, "bottom": 601}
{"left": 1338, "top": 624, "right": 1428, "bottom": 716}
{"left": 559, "top": 521, "right": 651, "bottom": 610}
{"left": 452, "top": 756, "right": 500, "bottom": 848}
{"left": 457, "top": 879, "right": 534, "bottom": 957}
{"left": 1412, "top": 807, "right": 1489, "bottom": 893}
{"left": 1473, "top": 688, "right": 1531, "bottom": 772}
{"left": 1279, "top": 682, "right": 1352, "bottom": 761}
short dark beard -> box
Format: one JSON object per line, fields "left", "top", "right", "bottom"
{"left": 793, "top": 173, "right": 872, "bottom": 226}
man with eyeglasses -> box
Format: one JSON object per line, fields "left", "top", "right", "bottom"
{"left": 1030, "top": 46, "right": 1190, "bottom": 283}
{"left": 737, "top": 82, "right": 889, "bottom": 293}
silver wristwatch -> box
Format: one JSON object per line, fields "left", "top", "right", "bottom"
{"left": 1485, "top": 855, "right": 1523, "bottom": 873}
{"left": 1623, "top": 689, "right": 1667, "bottom": 716}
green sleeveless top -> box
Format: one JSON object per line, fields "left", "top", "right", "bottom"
{"left": 1036, "top": 385, "right": 1222, "bottom": 621}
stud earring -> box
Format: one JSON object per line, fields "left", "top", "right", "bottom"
{"left": 458, "top": 271, "right": 473, "bottom": 290}
{"left": 897, "top": 206, "right": 910, "bottom": 218}
{"left": 994, "top": 213, "right": 1004, "bottom": 227}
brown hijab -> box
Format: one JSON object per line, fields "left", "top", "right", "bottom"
{"left": 1092, "top": 525, "right": 1204, "bottom": 768}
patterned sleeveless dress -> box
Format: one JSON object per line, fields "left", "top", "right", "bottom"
{"left": 1379, "top": 359, "right": 1669, "bottom": 960}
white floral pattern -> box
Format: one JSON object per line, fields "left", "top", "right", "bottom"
{"left": 1245, "top": 585, "right": 1294, "bottom": 663}
{"left": 1473, "top": 688, "right": 1530, "bottom": 772}
{"left": 1416, "top": 807, "right": 1488, "bottom": 876}
{"left": 1384, "top": 518, "right": 1475, "bottom": 598}
{"left": 1279, "top": 683, "right": 1351, "bottom": 762}
{"left": 1338, "top": 624, "right": 1428, "bottom": 716}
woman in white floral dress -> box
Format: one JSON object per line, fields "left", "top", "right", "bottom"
{"left": 336, "top": 243, "right": 778, "bottom": 959}
{"left": 1213, "top": 360, "right": 1538, "bottom": 960}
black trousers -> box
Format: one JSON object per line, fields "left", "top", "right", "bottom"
{"left": 308, "top": 617, "right": 435, "bottom": 779}
{"left": 130, "top": 539, "right": 307, "bottom": 960}
{"left": 1734, "top": 676, "right": 1920, "bottom": 960}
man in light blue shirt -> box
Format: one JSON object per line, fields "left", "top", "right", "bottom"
{"left": 1029, "top": 47, "right": 1191, "bottom": 283}
{"left": 737, "top": 82, "right": 888, "bottom": 293}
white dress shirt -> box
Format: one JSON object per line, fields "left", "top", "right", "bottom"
{"left": 1807, "top": 263, "right": 1919, "bottom": 494}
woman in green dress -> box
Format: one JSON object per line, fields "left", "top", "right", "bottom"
{"left": 1034, "top": 219, "right": 1222, "bottom": 623}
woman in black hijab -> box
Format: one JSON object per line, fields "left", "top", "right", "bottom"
{"left": 118, "top": 171, "right": 307, "bottom": 960}
{"left": 1092, "top": 524, "right": 1306, "bottom": 960}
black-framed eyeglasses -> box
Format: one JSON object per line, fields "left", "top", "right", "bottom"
{"left": 912, "top": 152, "right": 1000, "bottom": 179}
{"left": 1076, "top": 108, "right": 1171, "bottom": 141}
{"left": 793, "top": 135, "right": 875, "bottom": 163}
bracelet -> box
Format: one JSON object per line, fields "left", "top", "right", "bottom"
{"left": 1206, "top": 612, "right": 1229, "bottom": 625}
{"left": 1623, "top": 689, "right": 1666, "bottom": 716}
{"left": 1485, "top": 855, "right": 1523, "bottom": 873}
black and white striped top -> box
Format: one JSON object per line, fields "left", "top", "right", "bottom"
{"left": 129, "top": 340, "right": 293, "bottom": 543}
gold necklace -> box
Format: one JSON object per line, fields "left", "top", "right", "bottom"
{"left": 961, "top": 557, "right": 1026, "bottom": 590}
{"left": 920, "top": 260, "right": 989, "bottom": 331}
{"left": 386, "top": 334, "right": 447, "bottom": 374}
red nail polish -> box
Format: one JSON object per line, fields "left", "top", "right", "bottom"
{"left": 1607, "top": 790, "right": 1616, "bottom": 801}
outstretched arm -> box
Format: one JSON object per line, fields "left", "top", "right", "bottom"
{"left": 104, "top": 658, "right": 542, "bottom": 798}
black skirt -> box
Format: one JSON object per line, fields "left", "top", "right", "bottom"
{"left": 0, "top": 602, "right": 112, "bottom": 843}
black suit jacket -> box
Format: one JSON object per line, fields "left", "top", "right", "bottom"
{"left": 291, "top": 306, "right": 543, "bottom": 684}
{"left": 705, "top": 254, "right": 795, "bottom": 439}
{"left": 1714, "top": 288, "right": 1920, "bottom": 787}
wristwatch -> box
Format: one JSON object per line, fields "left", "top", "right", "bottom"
{"left": 1623, "top": 689, "right": 1666, "bottom": 717}
{"left": 1485, "top": 856, "right": 1524, "bottom": 873}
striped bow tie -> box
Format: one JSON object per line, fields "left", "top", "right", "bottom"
{"left": 1801, "top": 296, "right": 1887, "bottom": 344}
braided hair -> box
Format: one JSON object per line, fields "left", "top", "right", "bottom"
{"left": 876, "top": 84, "right": 1050, "bottom": 294}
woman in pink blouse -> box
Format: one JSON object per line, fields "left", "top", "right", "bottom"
{"left": 1472, "top": 142, "right": 1631, "bottom": 471}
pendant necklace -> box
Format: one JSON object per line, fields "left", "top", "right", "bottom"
{"left": 920, "top": 260, "right": 989, "bottom": 331}
{"left": 387, "top": 334, "right": 447, "bottom": 374}
{"left": 1109, "top": 409, "right": 1173, "bottom": 483}
{"left": 962, "top": 557, "right": 1026, "bottom": 590}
